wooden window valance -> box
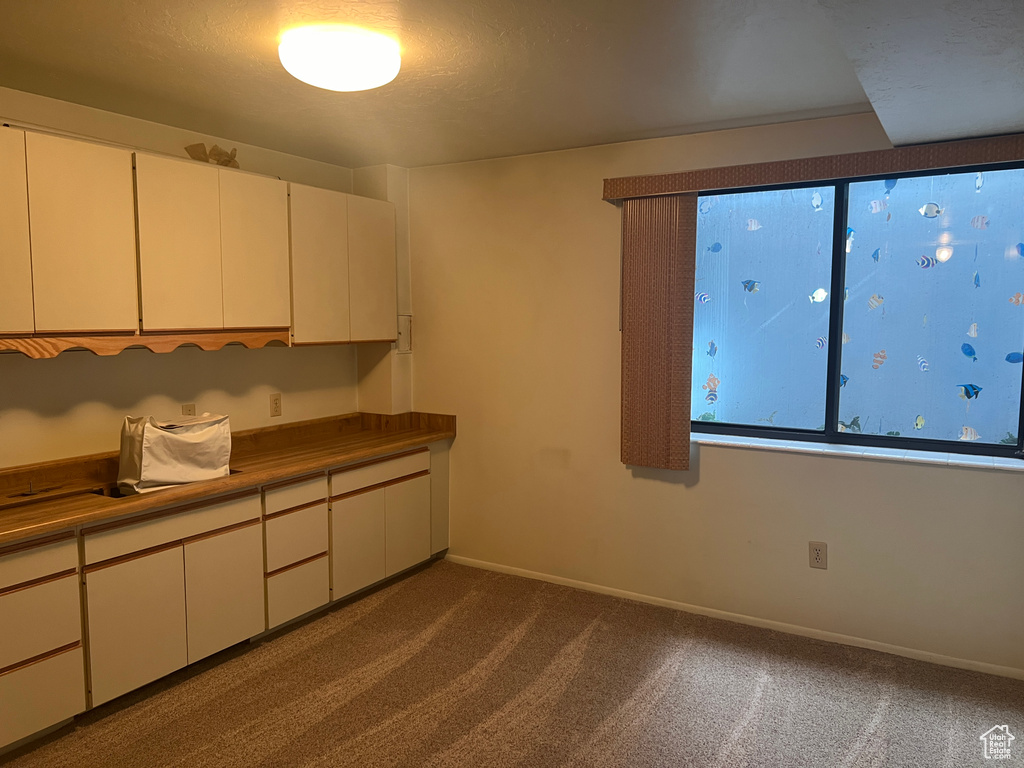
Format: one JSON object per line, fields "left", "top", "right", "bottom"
{"left": 611, "top": 132, "right": 1024, "bottom": 472}
{"left": 604, "top": 133, "right": 1024, "bottom": 201}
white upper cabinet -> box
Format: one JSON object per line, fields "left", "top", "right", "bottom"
{"left": 135, "top": 153, "right": 223, "bottom": 331}
{"left": 219, "top": 170, "right": 290, "bottom": 329}
{"left": 289, "top": 183, "right": 350, "bottom": 344}
{"left": 348, "top": 194, "right": 398, "bottom": 341}
{"left": 25, "top": 132, "right": 138, "bottom": 333}
{"left": 0, "top": 128, "right": 33, "bottom": 334}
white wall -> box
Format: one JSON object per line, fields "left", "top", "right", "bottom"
{"left": 0, "top": 87, "right": 359, "bottom": 469}
{"left": 0, "top": 345, "right": 358, "bottom": 467}
{"left": 409, "top": 113, "right": 1024, "bottom": 676}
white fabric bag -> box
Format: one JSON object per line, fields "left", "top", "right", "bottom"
{"left": 117, "top": 413, "right": 232, "bottom": 495}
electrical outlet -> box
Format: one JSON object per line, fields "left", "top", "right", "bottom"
{"left": 181, "top": 403, "right": 196, "bottom": 417}
{"left": 809, "top": 541, "right": 828, "bottom": 570}
{"left": 269, "top": 393, "right": 282, "bottom": 418}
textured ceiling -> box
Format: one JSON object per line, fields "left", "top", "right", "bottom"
{"left": 0, "top": 0, "right": 871, "bottom": 167}
{"left": 4, "top": 1, "right": 1018, "bottom": 168}
{"left": 819, "top": 0, "right": 1024, "bottom": 146}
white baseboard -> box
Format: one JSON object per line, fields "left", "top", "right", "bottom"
{"left": 444, "top": 554, "right": 1024, "bottom": 681}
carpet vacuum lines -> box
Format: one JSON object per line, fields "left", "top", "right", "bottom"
{"left": 420, "top": 619, "right": 601, "bottom": 768}
{"left": 561, "top": 621, "right": 695, "bottom": 768}
{"left": 167, "top": 589, "right": 482, "bottom": 768}
{"left": 305, "top": 608, "right": 544, "bottom": 768}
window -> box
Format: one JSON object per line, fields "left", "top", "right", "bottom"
{"left": 691, "top": 166, "right": 1024, "bottom": 456}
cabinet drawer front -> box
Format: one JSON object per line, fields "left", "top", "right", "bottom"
{"left": 85, "top": 546, "right": 187, "bottom": 706}
{"left": 0, "top": 646, "right": 86, "bottom": 749}
{"left": 0, "top": 575, "right": 81, "bottom": 670}
{"left": 265, "top": 504, "right": 328, "bottom": 573}
{"left": 266, "top": 556, "right": 329, "bottom": 629}
{"left": 385, "top": 475, "right": 432, "bottom": 578}
{"left": 330, "top": 452, "right": 430, "bottom": 497}
{"left": 84, "top": 493, "right": 260, "bottom": 565}
{"left": 264, "top": 475, "right": 328, "bottom": 516}
{"left": 0, "top": 537, "right": 77, "bottom": 591}
{"left": 331, "top": 489, "right": 385, "bottom": 600}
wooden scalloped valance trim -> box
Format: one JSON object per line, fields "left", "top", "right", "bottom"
{"left": 0, "top": 329, "right": 290, "bottom": 360}
{"left": 603, "top": 133, "right": 1024, "bottom": 201}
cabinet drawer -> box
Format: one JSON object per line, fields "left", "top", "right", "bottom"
{"left": 330, "top": 451, "right": 429, "bottom": 497}
{"left": 0, "top": 537, "right": 77, "bottom": 591}
{"left": 266, "top": 555, "right": 329, "bottom": 629}
{"left": 84, "top": 493, "right": 260, "bottom": 564}
{"left": 263, "top": 475, "right": 328, "bottom": 516}
{"left": 0, "top": 574, "right": 81, "bottom": 670}
{"left": 265, "top": 504, "right": 328, "bottom": 573}
{"left": 0, "top": 646, "right": 86, "bottom": 749}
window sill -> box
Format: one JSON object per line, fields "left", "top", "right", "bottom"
{"left": 692, "top": 433, "right": 1024, "bottom": 472}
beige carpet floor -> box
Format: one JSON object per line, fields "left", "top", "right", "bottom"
{"left": 4, "top": 560, "right": 1022, "bottom": 767}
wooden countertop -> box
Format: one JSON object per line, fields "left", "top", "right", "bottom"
{"left": 0, "top": 412, "right": 455, "bottom": 546}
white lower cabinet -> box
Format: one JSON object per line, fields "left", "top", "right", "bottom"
{"left": 384, "top": 475, "right": 432, "bottom": 577}
{"left": 86, "top": 512, "right": 265, "bottom": 704}
{"left": 0, "top": 647, "right": 86, "bottom": 748}
{"left": 0, "top": 536, "right": 85, "bottom": 750}
{"left": 86, "top": 546, "right": 187, "bottom": 706}
{"left": 331, "top": 489, "right": 386, "bottom": 600}
{"left": 184, "top": 523, "right": 264, "bottom": 663}
{"left": 266, "top": 556, "right": 330, "bottom": 628}
{"left": 265, "top": 505, "right": 328, "bottom": 573}
{"left": 0, "top": 574, "right": 81, "bottom": 671}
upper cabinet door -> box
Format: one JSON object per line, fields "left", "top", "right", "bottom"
{"left": 25, "top": 133, "right": 138, "bottom": 333}
{"left": 289, "top": 183, "right": 350, "bottom": 344}
{"left": 136, "top": 153, "right": 222, "bottom": 331}
{"left": 0, "top": 128, "right": 33, "bottom": 334}
{"left": 347, "top": 194, "right": 397, "bottom": 341}
{"left": 219, "top": 171, "right": 290, "bottom": 329}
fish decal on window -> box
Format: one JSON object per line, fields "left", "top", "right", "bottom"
{"left": 956, "top": 384, "right": 982, "bottom": 400}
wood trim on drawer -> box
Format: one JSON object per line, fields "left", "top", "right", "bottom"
{"left": 0, "top": 640, "right": 81, "bottom": 678}
{"left": 181, "top": 517, "right": 261, "bottom": 546}
{"left": 83, "top": 488, "right": 260, "bottom": 536}
{"left": 84, "top": 517, "right": 261, "bottom": 571}
{"left": 0, "top": 568, "right": 77, "bottom": 598}
{"left": 330, "top": 470, "right": 429, "bottom": 503}
{"left": 262, "top": 473, "right": 328, "bottom": 493}
{"left": 265, "top": 551, "right": 327, "bottom": 578}
{"left": 0, "top": 530, "right": 76, "bottom": 559}
{"left": 264, "top": 499, "right": 327, "bottom": 521}
{"left": 83, "top": 540, "right": 182, "bottom": 574}
{"left": 330, "top": 447, "right": 428, "bottom": 475}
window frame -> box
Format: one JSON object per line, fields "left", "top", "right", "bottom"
{"left": 690, "top": 162, "right": 1024, "bottom": 460}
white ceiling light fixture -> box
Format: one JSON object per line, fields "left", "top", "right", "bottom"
{"left": 278, "top": 25, "right": 401, "bottom": 92}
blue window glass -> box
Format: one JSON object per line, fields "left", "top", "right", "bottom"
{"left": 840, "top": 168, "right": 1024, "bottom": 445}
{"left": 691, "top": 187, "right": 835, "bottom": 429}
